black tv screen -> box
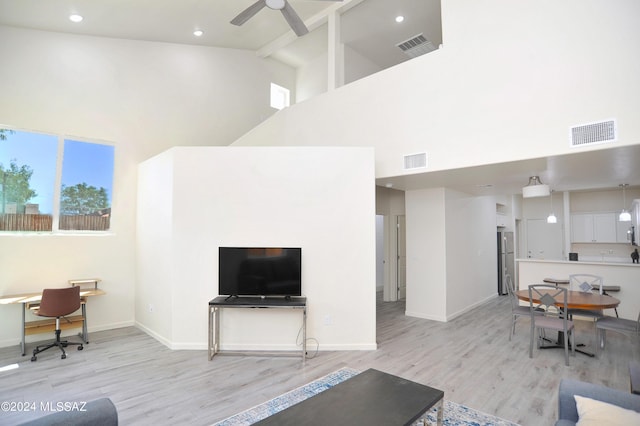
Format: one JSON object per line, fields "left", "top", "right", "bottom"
{"left": 218, "top": 247, "right": 302, "bottom": 297}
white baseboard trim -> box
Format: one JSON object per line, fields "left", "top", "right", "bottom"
{"left": 134, "top": 321, "right": 172, "bottom": 349}
{"left": 134, "top": 322, "right": 377, "bottom": 352}
{"left": 446, "top": 293, "right": 498, "bottom": 321}
{"left": 0, "top": 320, "right": 136, "bottom": 349}
{"left": 406, "top": 293, "right": 498, "bottom": 322}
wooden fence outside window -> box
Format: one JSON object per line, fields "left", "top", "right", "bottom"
{"left": 0, "top": 214, "right": 110, "bottom": 231}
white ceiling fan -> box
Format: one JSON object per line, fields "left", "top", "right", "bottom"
{"left": 231, "top": 0, "right": 343, "bottom": 37}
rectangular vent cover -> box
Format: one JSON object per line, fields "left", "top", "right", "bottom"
{"left": 396, "top": 34, "right": 436, "bottom": 59}
{"left": 404, "top": 153, "right": 427, "bottom": 170}
{"left": 571, "top": 120, "right": 616, "bottom": 147}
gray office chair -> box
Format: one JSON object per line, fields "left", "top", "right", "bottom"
{"left": 31, "top": 286, "right": 84, "bottom": 361}
{"left": 528, "top": 284, "right": 575, "bottom": 366}
{"left": 595, "top": 310, "right": 640, "bottom": 356}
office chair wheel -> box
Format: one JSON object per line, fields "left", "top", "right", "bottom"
{"left": 78, "top": 345, "right": 84, "bottom": 351}
{"left": 61, "top": 354, "right": 66, "bottom": 359}
{"left": 31, "top": 355, "right": 37, "bottom": 362}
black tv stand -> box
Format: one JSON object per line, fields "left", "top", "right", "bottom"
{"left": 208, "top": 296, "right": 307, "bottom": 361}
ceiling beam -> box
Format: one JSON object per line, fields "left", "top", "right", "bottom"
{"left": 256, "top": 0, "right": 366, "bottom": 59}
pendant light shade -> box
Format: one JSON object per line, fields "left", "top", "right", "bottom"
{"left": 523, "top": 176, "right": 550, "bottom": 198}
{"left": 619, "top": 184, "right": 631, "bottom": 222}
{"left": 547, "top": 190, "right": 557, "bottom": 223}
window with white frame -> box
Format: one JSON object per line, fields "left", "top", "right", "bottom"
{"left": 270, "top": 83, "right": 290, "bottom": 110}
{"left": 0, "top": 127, "right": 114, "bottom": 232}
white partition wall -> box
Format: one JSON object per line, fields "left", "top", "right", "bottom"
{"left": 136, "top": 146, "right": 377, "bottom": 350}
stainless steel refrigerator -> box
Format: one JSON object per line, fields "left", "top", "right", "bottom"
{"left": 497, "top": 231, "right": 514, "bottom": 295}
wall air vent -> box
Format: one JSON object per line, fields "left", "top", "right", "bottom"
{"left": 570, "top": 119, "right": 616, "bottom": 147}
{"left": 404, "top": 153, "right": 427, "bottom": 170}
{"left": 396, "top": 34, "right": 436, "bottom": 59}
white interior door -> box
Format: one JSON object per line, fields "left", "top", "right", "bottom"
{"left": 526, "top": 218, "right": 563, "bottom": 260}
{"left": 396, "top": 215, "right": 406, "bottom": 300}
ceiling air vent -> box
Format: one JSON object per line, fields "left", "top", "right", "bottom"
{"left": 396, "top": 34, "right": 436, "bottom": 59}
{"left": 404, "top": 153, "right": 427, "bottom": 170}
{"left": 570, "top": 119, "right": 616, "bottom": 147}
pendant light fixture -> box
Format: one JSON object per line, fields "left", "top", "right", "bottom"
{"left": 619, "top": 183, "right": 631, "bottom": 222}
{"left": 547, "top": 190, "right": 557, "bottom": 224}
{"left": 522, "top": 176, "right": 550, "bottom": 198}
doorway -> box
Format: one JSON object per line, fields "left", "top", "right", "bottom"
{"left": 375, "top": 214, "right": 407, "bottom": 302}
{"left": 526, "top": 218, "right": 563, "bottom": 260}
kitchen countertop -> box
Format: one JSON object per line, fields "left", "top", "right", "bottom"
{"left": 517, "top": 258, "right": 639, "bottom": 267}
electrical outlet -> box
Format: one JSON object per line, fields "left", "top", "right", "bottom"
{"left": 323, "top": 314, "right": 332, "bottom": 326}
{"left": 148, "top": 304, "right": 154, "bottom": 313}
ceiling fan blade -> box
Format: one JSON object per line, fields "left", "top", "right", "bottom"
{"left": 230, "top": 0, "right": 267, "bottom": 26}
{"left": 281, "top": 2, "right": 309, "bottom": 36}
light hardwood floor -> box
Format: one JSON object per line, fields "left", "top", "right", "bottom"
{"left": 1, "top": 294, "right": 638, "bottom": 425}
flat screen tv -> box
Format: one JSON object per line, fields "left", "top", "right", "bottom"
{"left": 218, "top": 247, "right": 302, "bottom": 298}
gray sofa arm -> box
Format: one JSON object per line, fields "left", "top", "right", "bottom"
{"left": 556, "top": 379, "right": 640, "bottom": 426}
{"left": 18, "top": 397, "right": 118, "bottom": 426}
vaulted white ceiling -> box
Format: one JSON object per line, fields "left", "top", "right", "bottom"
{"left": 0, "top": 0, "right": 440, "bottom": 70}
{"left": 1, "top": 0, "right": 638, "bottom": 196}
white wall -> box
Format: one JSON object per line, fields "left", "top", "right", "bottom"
{"left": 296, "top": 53, "right": 328, "bottom": 104}
{"left": 136, "top": 147, "right": 377, "bottom": 350}
{"left": 0, "top": 25, "right": 295, "bottom": 348}
{"left": 344, "top": 45, "right": 383, "bottom": 86}
{"left": 405, "top": 188, "right": 497, "bottom": 321}
{"left": 445, "top": 191, "right": 497, "bottom": 318}
{"left": 405, "top": 188, "right": 447, "bottom": 320}
{"left": 234, "top": 0, "right": 640, "bottom": 179}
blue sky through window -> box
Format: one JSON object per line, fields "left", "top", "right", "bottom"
{"left": 0, "top": 129, "right": 114, "bottom": 215}
{"left": 62, "top": 139, "right": 114, "bottom": 207}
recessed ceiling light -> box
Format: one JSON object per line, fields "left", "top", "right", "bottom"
{"left": 193, "top": 30, "right": 204, "bottom": 37}
{"left": 69, "top": 14, "right": 83, "bottom": 23}
{"left": 395, "top": 16, "right": 405, "bottom": 23}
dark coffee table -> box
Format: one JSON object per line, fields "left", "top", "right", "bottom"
{"left": 255, "top": 369, "right": 444, "bottom": 425}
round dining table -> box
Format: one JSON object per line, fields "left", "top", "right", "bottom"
{"left": 515, "top": 289, "right": 620, "bottom": 310}
{"left": 515, "top": 288, "right": 620, "bottom": 357}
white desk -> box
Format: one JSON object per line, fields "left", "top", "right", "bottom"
{"left": 0, "top": 279, "right": 105, "bottom": 355}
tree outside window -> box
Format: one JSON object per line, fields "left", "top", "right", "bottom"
{"left": 0, "top": 128, "right": 114, "bottom": 232}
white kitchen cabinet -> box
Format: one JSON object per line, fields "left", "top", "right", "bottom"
{"left": 571, "top": 212, "right": 617, "bottom": 243}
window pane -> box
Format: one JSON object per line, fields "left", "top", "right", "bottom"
{"left": 270, "top": 83, "right": 290, "bottom": 110}
{"left": 0, "top": 129, "right": 57, "bottom": 231}
{"left": 59, "top": 139, "right": 114, "bottom": 231}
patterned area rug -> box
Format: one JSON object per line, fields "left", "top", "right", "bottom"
{"left": 213, "top": 368, "right": 520, "bottom": 426}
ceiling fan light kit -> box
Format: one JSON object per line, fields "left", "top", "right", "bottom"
{"left": 522, "top": 176, "right": 550, "bottom": 198}
{"left": 266, "top": 0, "right": 286, "bottom": 9}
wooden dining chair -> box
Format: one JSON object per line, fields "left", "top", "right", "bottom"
{"left": 528, "top": 284, "right": 575, "bottom": 366}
